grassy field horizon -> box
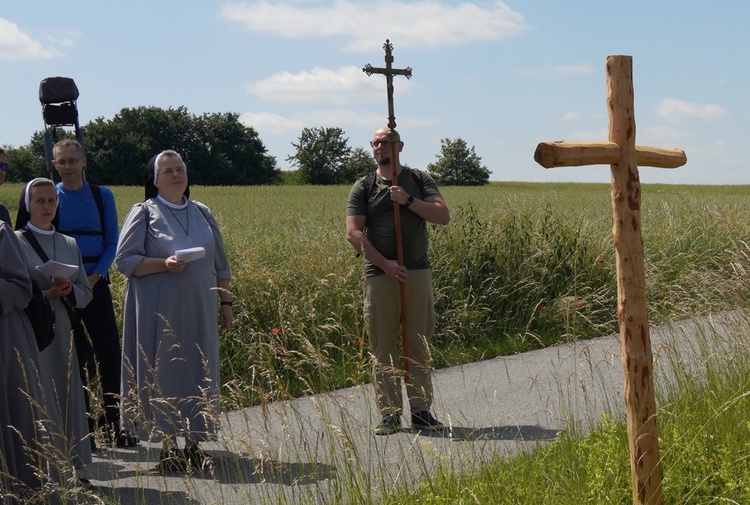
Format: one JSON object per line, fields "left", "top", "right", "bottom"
{"left": 4, "top": 180, "right": 750, "bottom": 503}
{"left": 3, "top": 180, "right": 749, "bottom": 407}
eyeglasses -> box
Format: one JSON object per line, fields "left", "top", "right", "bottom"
{"left": 370, "top": 140, "right": 389, "bottom": 148}
{"left": 54, "top": 157, "right": 82, "bottom": 166}
{"left": 0, "top": 162, "right": 7, "bottom": 172}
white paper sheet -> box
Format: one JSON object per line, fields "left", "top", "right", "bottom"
{"left": 175, "top": 247, "right": 206, "bottom": 262}
{"left": 36, "top": 260, "right": 80, "bottom": 278}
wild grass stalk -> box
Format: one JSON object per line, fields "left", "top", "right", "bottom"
{"left": 386, "top": 310, "right": 750, "bottom": 504}
{"left": 2, "top": 182, "right": 750, "bottom": 502}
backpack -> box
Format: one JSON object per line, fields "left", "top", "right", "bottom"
{"left": 19, "top": 229, "right": 94, "bottom": 368}
{"left": 18, "top": 228, "right": 56, "bottom": 351}
{"left": 24, "top": 277, "right": 56, "bottom": 352}
{"left": 363, "top": 168, "right": 426, "bottom": 208}
{"left": 52, "top": 183, "right": 106, "bottom": 265}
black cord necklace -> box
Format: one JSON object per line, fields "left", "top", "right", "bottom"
{"left": 167, "top": 206, "right": 189, "bottom": 236}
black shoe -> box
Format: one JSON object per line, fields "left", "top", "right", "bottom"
{"left": 411, "top": 411, "right": 444, "bottom": 431}
{"left": 115, "top": 429, "right": 139, "bottom": 448}
{"left": 374, "top": 414, "right": 401, "bottom": 436}
{"left": 158, "top": 448, "right": 188, "bottom": 473}
{"left": 184, "top": 442, "right": 214, "bottom": 470}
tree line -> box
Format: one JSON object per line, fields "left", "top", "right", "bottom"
{"left": 2, "top": 106, "right": 491, "bottom": 186}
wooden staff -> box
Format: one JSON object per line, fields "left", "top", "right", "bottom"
{"left": 364, "top": 40, "right": 413, "bottom": 379}
{"left": 387, "top": 131, "right": 409, "bottom": 379}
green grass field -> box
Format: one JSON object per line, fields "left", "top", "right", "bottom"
{"left": 4, "top": 181, "right": 750, "bottom": 503}
{"left": 3, "top": 181, "right": 750, "bottom": 407}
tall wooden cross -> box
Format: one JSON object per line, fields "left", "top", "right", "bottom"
{"left": 363, "top": 40, "right": 414, "bottom": 378}
{"left": 534, "top": 55, "right": 687, "bottom": 505}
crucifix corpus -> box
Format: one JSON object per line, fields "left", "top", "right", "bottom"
{"left": 534, "top": 55, "right": 686, "bottom": 505}
{"left": 363, "top": 39, "right": 413, "bottom": 377}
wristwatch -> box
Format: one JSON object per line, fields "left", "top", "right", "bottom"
{"left": 405, "top": 195, "right": 414, "bottom": 207}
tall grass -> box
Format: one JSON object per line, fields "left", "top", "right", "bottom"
{"left": 3, "top": 181, "right": 750, "bottom": 502}
{"left": 3, "top": 182, "right": 750, "bottom": 407}
{"left": 388, "top": 311, "right": 750, "bottom": 504}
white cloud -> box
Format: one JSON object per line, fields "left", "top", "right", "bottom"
{"left": 639, "top": 124, "right": 692, "bottom": 146}
{"left": 0, "top": 18, "right": 61, "bottom": 60}
{"left": 239, "top": 111, "right": 304, "bottom": 135}
{"left": 247, "top": 66, "right": 412, "bottom": 104}
{"left": 241, "top": 107, "right": 439, "bottom": 135}
{"left": 219, "top": 0, "right": 529, "bottom": 51}
{"left": 240, "top": 108, "right": 383, "bottom": 134}
{"left": 655, "top": 97, "right": 729, "bottom": 123}
{"left": 562, "top": 111, "right": 580, "bottom": 122}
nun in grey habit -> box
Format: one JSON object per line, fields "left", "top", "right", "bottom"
{"left": 0, "top": 220, "right": 70, "bottom": 500}
{"left": 115, "top": 150, "right": 232, "bottom": 471}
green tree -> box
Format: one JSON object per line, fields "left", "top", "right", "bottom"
{"left": 192, "top": 112, "right": 278, "bottom": 185}
{"left": 287, "top": 127, "right": 352, "bottom": 185}
{"left": 427, "top": 137, "right": 490, "bottom": 186}
{"left": 3, "top": 132, "right": 51, "bottom": 182}
{"left": 339, "top": 147, "right": 377, "bottom": 183}
{"left": 83, "top": 106, "right": 196, "bottom": 185}
{"left": 4, "top": 106, "right": 278, "bottom": 186}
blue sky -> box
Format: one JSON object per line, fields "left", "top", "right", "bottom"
{"left": 1, "top": 1, "right": 747, "bottom": 184}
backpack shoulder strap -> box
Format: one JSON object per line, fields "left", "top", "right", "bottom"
{"left": 54, "top": 183, "right": 106, "bottom": 237}
{"left": 409, "top": 168, "right": 425, "bottom": 197}
{"left": 20, "top": 228, "right": 50, "bottom": 263}
{"left": 89, "top": 184, "right": 106, "bottom": 235}
{"left": 363, "top": 171, "right": 378, "bottom": 208}
{"left": 363, "top": 168, "right": 425, "bottom": 208}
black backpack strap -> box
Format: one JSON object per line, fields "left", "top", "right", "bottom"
{"left": 90, "top": 184, "right": 105, "bottom": 236}
{"left": 55, "top": 183, "right": 106, "bottom": 264}
{"left": 409, "top": 168, "right": 425, "bottom": 198}
{"left": 20, "top": 228, "right": 50, "bottom": 263}
{"left": 55, "top": 183, "right": 106, "bottom": 237}
{"left": 363, "top": 171, "right": 377, "bottom": 208}
{"left": 363, "top": 168, "right": 425, "bottom": 209}
{"left": 20, "top": 227, "right": 80, "bottom": 307}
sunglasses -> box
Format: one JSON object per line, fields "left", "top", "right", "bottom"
{"left": 0, "top": 162, "right": 8, "bottom": 172}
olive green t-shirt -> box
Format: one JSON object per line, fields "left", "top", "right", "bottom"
{"left": 346, "top": 168, "right": 442, "bottom": 277}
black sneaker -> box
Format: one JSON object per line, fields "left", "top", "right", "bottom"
{"left": 158, "top": 448, "right": 188, "bottom": 473}
{"left": 411, "top": 411, "right": 444, "bottom": 431}
{"left": 184, "top": 442, "right": 214, "bottom": 470}
{"left": 115, "top": 429, "right": 139, "bottom": 448}
{"left": 374, "top": 414, "right": 401, "bottom": 436}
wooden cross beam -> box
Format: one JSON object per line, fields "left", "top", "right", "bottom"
{"left": 363, "top": 39, "right": 412, "bottom": 131}
{"left": 533, "top": 55, "right": 687, "bottom": 505}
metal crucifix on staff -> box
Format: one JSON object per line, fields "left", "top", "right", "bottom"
{"left": 363, "top": 39, "right": 413, "bottom": 377}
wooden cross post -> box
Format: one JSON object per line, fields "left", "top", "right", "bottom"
{"left": 534, "top": 55, "right": 686, "bottom": 505}
{"left": 363, "top": 40, "right": 413, "bottom": 379}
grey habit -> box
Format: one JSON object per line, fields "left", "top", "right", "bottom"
{"left": 115, "top": 198, "right": 231, "bottom": 442}
{"left": 16, "top": 226, "right": 93, "bottom": 471}
{"left": 1, "top": 222, "right": 69, "bottom": 497}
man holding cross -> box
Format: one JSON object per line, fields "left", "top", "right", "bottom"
{"left": 346, "top": 126, "right": 450, "bottom": 435}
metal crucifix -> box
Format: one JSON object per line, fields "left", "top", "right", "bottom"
{"left": 363, "top": 39, "right": 412, "bottom": 131}
{"left": 534, "top": 55, "right": 687, "bottom": 505}
{"left": 363, "top": 40, "right": 412, "bottom": 378}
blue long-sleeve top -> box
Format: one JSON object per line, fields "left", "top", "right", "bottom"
{"left": 56, "top": 181, "right": 119, "bottom": 277}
